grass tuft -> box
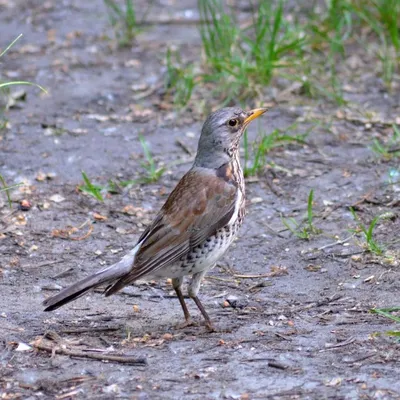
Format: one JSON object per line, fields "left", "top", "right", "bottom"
{"left": 371, "top": 307, "right": 400, "bottom": 337}
{"left": 371, "top": 124, "right": 400, "bottom": 160}
{"left": 244, "top": 123, "right": 309, "bottom": 178}
{"left": 137, "top": 135, "right": 165, "bottom": 183}
{"left": 120, "top": 135, "right": 165, "bottom": 186}
{"left": 0, "top": 35, "right": 46, "bottom": 207}
{"left": 162, "top": 0, "right": 400, "bottom": 108}
{"left": 282, "top": 189, "right": 321, "bottom": 240}
{"left": 165, "top": 49, "right": 196, "bottom": 108}
{"left": 350, "top": 207, "right": 384, "bottom": 255}
{"left": 104, "top": 0, "right": 152, "bottom": 47}
{"left": 79, "top": 171, "right": 105, "bottom": 202}
{"left": 198, "top": 0, "right": 305, "bottom": 104}
{"left": 0, "top": 175, "right": 23, "bottom": 208}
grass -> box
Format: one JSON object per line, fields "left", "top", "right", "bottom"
{"left": 165, "top": 49, "right": 196, "bottom": 108}
{"left": 162, "top": 0, "right": 400, "bottom": 108}
{"left": 371, "top": 307, "right": 400, "bottom": 337}
{"left": 350, "top": 207, "right": 384, "bottom": 255}
{"left": 282, "top": 189, "right": 321, "bottom": 240}
{"left": 0, "top": 175, "right": 23, "bottom": 208}
{"left": 78, "top": 171, "right": 105, "bottom": 202}
{"left": 243, "top": 123, "right": 308, "bottom": 177}
{"left": 351, "top": 0, "right": 400, "bottom": 87}
{"left": 198, "top": 0, "right": 305, "bottom": 104}
{"left": 103, "top": 0, "right": 152, "bottom": 47}
{"left": 120, "top": 135, "right": 165, "bottom": 186}
{"left": 0, "top": 34, "right": 46, "bottom": 207}
{"left": 78, "top": 136, "right": 164, "bottom": 200}
{"left": 371, "top": 124, "right": 400, "bottom": 160}
{"left": 136, "top": 135, "right": 165, "bottom": 183}
{"left": 0, "top": 34, "right": 47, "bottom": 93}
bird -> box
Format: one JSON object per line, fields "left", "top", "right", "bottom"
{"left": 43, "top": 107, "right": 268, "bottom": 330}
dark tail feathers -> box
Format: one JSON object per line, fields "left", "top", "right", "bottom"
{"left": 43, "top": 252, "right": 136, "bottom": 311}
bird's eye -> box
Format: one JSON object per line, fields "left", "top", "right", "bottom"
{"left": 228, "top": 118, "right": 238, "bottom": 127}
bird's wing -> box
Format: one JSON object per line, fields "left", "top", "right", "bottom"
{"left": 105, "top": 169, "right": 237, "bottom": 295}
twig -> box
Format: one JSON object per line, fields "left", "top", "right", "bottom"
{"left": 241, "top": 358, "right": 288, "bottom": 369}
{"left": 343, "top": 352, "right": 377, "bottom": 364}
{"left": 320, "top": 336, "right": 356, "bottom": 352}
{"left": 32, "top": 334, "right": 146, "bottom": 365}
{"left": 131, "top": 82, "right": 163, "bottom": 101}
{"left": 56, "top": 327, "right": 121, "bottom": 334}
{"left": 327, "top": 251, "right": 364, "bottom": 258}
{"left": 234, "top": 270, "right": 288, "bottom": 279}
{"left": 33, "top": 340, "right": 146, "bottom": 364}
{"left": 318, "top": 234, "right": 355, "bottom": 250}
{"left": 175, "top": 139, "right": 193, "bottom": 155}
{"left": 52, "top": 267, "right": 74, "bottom": 279}
{"left": 22, "top": 259, "right": 64, "bottom": 269}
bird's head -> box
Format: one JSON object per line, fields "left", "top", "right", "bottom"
{"left": 194, "top": 107, "right": 268, "bottom": 168}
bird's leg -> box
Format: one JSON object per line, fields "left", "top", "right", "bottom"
{"left": 172, "top": 277, "right": 196, "bottom": 328}
{"left": 188, "top": 269, "right": 215, "bottom": 332}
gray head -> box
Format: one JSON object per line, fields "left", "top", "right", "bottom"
{"left": 194, "top": 107, "right": 268, "bottom": 169}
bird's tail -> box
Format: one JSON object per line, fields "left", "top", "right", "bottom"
{"left": 43, "top": 247, "right": 138, "bottom": 311}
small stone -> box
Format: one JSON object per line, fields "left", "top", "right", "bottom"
{"left": 15, "top": 342, "right": 32, "bottom": 352}
{"left": 110, "top": 248, "right": 123, "bottom": 254}
{"left": 103, "top": 384, "right": 120, "bottom": 394}
{"left": 42, "top": 202, "right": 51, "bottom": 210}
{"left": 19, "top": 199, "right": 32, "bottom": 211}
{"left": 325, "top": 377, "right": 342, "bottom": 387}
{"left": 36, "top": 172, "right": 47, "bottom": 181}
{"left": 93, "top": 212, "right": 107, "bottom": 221}
{"left": 162, "top": 333, "right": 173, "bottom": 341}
{"left": 250, "top": 197, "right": 263, "bottom": 204}
{"left": 50, "top": 194, "right": 65, "bottom": 203}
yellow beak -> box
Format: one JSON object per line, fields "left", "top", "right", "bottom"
{"left": 244, "top": 108, "right": 268, "bottom": 125}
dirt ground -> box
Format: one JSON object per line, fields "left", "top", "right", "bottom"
{"left": 1, "top": 1, "right": 400, "bottom": 399}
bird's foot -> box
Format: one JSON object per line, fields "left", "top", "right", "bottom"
{"left": 175, "top": 319, "right": 199, "bottom": 330}
{"left": 205, "top": 321, "right": 216, "bottom": 332}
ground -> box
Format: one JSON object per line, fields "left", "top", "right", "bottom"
{"left": 1, "top": 1, "right": 400, "bottom": 399}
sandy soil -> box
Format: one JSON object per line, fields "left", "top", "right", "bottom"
{"left": 1, "top": 1, "right": 399, "bottom": 399}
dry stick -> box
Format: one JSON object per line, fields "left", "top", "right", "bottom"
{"left": 57, "top": 327, "right": 121, "bottom": 334}
{"left": 34, "top": 341, "right": 146, "bottom": 365}
{"left": 175, "top": 139, "right": 193, "bottom": 155}
{"left": 317, "top": 234, "right": 355, "bottom": 251}
{"left": 320, "top": 336, "right": 356, "bottom": 352}
{"left": 243, "top": 294, "right": 344, "bottom": 317}
{"left": 233, "top": 271, "right": 287, "bottom": 279}
{"left": 241, "top": 359, "right": 288, "bottom": 370}
{"left": 32, "top": 338, "right": 146, "bottom": 365}
{"left": 22, "top": 259, "right": 64, "bottom": 269}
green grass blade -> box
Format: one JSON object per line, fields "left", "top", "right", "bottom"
{"left": 371, "top": 307, "right": 400, "bottom": 323}
{"left": 0, "top": 34, "right": 23, "bottom": 58}
{"left": 0, "top": 81, "right": 47, "bottom": 93}
{"left": 307, "top": 189, "right": 314, "bottom": 228}
{"left": 0, "top": 174, "right": 23, "bottom": 208}
{"left": 80, "top": 171, "right": 104, "bottom": 202}
{"left": 104, "top": 0, "right": 123, "bottom": 17}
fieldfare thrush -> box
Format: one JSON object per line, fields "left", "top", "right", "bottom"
{"left": 43, "top": 107, "right": 268, "bottom": 330}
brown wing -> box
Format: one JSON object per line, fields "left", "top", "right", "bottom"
{"left": 105, "top": 168, "right": 237, "bottom": 295}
